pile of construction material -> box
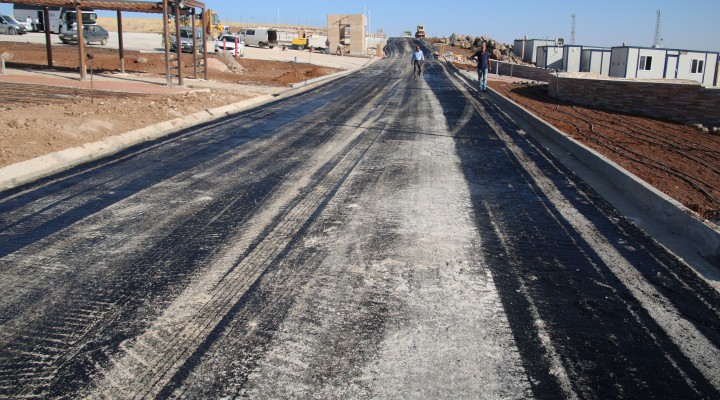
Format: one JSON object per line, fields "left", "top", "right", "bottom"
{"left": 442, "top": 34, "right": 526, "bottom": 64}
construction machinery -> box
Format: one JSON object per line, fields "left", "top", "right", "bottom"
{"left": 291, "top": 30, "right": 328, "bottom": 51}
{"left": 180, "top": 9, "right": 223, "bottom": 40}
{"left": 415, "top": 24, "right": 425, "bottom": 38}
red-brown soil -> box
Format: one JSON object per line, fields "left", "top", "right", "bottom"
{"left": 492, "top": 81, "right": 720, "bottom": 221}
{"left": 0, "top": 43, "right": 338, "bottom": 86}
{"left": 0, "top": 42, "right": 340, "bottom": 169}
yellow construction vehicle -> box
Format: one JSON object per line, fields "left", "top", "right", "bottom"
{"left": 199, "top": 9, "right": 223, "bottom": 40}
{"left": 179, "top": 9, "right": 224, "bottom": 40}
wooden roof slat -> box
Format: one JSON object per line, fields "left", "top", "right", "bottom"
{"left": 0, "top": 0, "right": 205, "bottom": 13}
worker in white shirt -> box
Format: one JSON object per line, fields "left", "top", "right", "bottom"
{"left": 410, "top": 45, "right": 425, "bottom": 79}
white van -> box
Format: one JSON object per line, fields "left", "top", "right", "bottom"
{"left": 237, "top": 27, "right": 277, "bottom": 48}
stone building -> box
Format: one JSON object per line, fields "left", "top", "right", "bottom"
{"left": 327, "top": 14, "right": 367, "bottom": 56}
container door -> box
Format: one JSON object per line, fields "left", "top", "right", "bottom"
{"left": 665, "top": 55, "right": 678, "bottom": 79}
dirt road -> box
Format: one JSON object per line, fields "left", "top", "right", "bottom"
{"left": 1, "top": 38, "right": 719, "bottom": 399}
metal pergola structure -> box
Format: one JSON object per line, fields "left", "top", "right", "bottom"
{"left": 0, "top": 0, "right": 208, "bottom": 85}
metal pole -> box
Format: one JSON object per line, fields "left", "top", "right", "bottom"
{"left": 163, "top": 0, "right": 170, "bottom": 85}
{"left": 191, "top": 8, "right": 197, "bottom": 79}
{"left": 117, "top": 10, "right": 125, "bottom": 73}
{"left": 43, "top": 6, "right": 52, "bottom": 68}
{"left": 202, "top": 7, "right": 208, "bottom": 80}
{"left": 174, "top": 1, "right": 183, "bottom": 86}
{"left": 75, "top": 1, "right": 86, "bottom": 80}
{"left": 89, "top": 61, "right": 94, "bottom": 103}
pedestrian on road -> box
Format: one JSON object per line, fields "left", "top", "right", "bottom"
{"left": 411, "top": 45, "right": 425, "bottom": 79}
{"left": 33, "top": 17, "right": 39, "bottom": 32}
{"left": 336, "top": 43, "right": 343, "bottom": 56}
{"left": 470, "top": 42, "right": 492, "bottom": 92}
{"left": 325, "top": 38, "right": 330, "bottom": 54}
{"left": 25, "top": 16, "right": 32, "bottom": 31}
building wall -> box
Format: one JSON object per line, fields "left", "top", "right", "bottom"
{"left": 514, "top": 39, "right": 556, "bottom": 63}
{"left": 609, "top": 47, "right": 629, "bottom": 77}
{"left": 581, "top": 49, "right": 611, "bottom": 75}
{"left": 610, "top": 46, "right": 719, "bottom": 85}
{"left": 634, "top": 48, "right": 666, "bottom": 79}
{"left": 527, "top": 39, "right": 556, "bottom": 63}
{"left": 513, "top": 39, "right": 524, "bottom": 58}
{"left": 326, "top": 14, "right": 367, "bottom": 56}
{"left": 676, "top": 52, "right": 719, "bottom": 86}
{"left": 538, "top": 46, "right": 563, "bottom": 69}
{"left": 563, "top": 46, "right": 583, "bottom": 72}
{"left": 548, "top": 73, "right": 720, "bottom": 127}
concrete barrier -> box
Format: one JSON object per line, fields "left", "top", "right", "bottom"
{"left": 480, "top": 76, "right": 720, "bottom": 276}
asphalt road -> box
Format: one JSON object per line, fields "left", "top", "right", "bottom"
{"left": 1, "top": 38, "right": 720, "bottom": 399}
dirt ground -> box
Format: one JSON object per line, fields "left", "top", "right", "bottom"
{"left": 0, "top": 43, "right": 339, "bottom": 86}
{"left": 0, "top": 42, "right": 339, "bottom": 168}
{"left": 491, "top": 80, "right": 720, "bottom": 221}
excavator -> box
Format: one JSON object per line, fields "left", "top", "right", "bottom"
{"left": 178, "top": 9, "right": 224, "bottom": 40}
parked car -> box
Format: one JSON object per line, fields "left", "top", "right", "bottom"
{"left": 214, "top": 34, "right": 244, "bottom": 56}
{"left": 59, "top": 24, "right": 108, "bottom": 45}
{"left": 0, "top": 15, "right": 28, "bottom": 35}
{"left": 170, "top": 26, "right": 203, "bottom": 53}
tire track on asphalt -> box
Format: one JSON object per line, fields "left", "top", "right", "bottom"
{"left": 238, "top": 44, "right": 532, "bottom": 399}
{"left": 0, "top": 71, "right": 396, "bottom": 397}
{"left": 443, "top": 62, "right": 720, "bottom": 393}
{"left": 83, "top": 77, "right": 398, "bottom": 399}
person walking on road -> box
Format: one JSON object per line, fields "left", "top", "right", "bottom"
{"left": 470, "top": 42, "right": 492, "bottom": 92}
{"left": 411, "top": 45, "right": 425, "bottom": 79}
{"left": 336, "top": 43, "right": 343, "bottom": 56}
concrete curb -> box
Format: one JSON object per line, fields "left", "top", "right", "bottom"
{"left": 0, "top": 62, "right": 370, "bottom": 192}
{"left": 474, "top": 72, "right": 720, "bottom": 270}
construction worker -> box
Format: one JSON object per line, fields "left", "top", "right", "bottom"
{"left": 411, "top": 45, "right": 424, "bottom": 79}
{"left": 470, "top": 41, "right": 492, "bottom": 92}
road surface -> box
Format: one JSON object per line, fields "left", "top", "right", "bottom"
{"left": 1, "top": 38, "right": 719, "bottom": 399}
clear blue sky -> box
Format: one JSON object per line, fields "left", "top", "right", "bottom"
{"left": 1, "top": 1, "right": 718, "bottom": 51}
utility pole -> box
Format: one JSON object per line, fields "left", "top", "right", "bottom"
{"left": 653, "top": 9, "right": 662, "bottom": 48}
{"left": 570, "top": 14, "right": 576, "bottom": 45}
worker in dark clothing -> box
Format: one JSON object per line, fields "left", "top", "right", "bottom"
{"left": 470, "top": 42, "right": 492, "bottom": 92}
{"left": 411, "top": 45, "right": 425, "bottom": 79}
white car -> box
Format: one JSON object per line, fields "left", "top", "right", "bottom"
{"left": 214, "top": 34, "right": 244, "bottom": 57}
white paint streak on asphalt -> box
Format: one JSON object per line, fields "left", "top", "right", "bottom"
{"left": 449, "top": 69, "right": 720, "bottom": 391}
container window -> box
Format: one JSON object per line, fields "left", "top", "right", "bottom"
{"left": 691, "top": 59, "right": 704, "bottom": 74}
{"left": 639, "top": 55, "right": 652, "bottom": 70}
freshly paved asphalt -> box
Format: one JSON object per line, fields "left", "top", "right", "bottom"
{"left": 1, "top": 38, "right": 719, "bottom": 399}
